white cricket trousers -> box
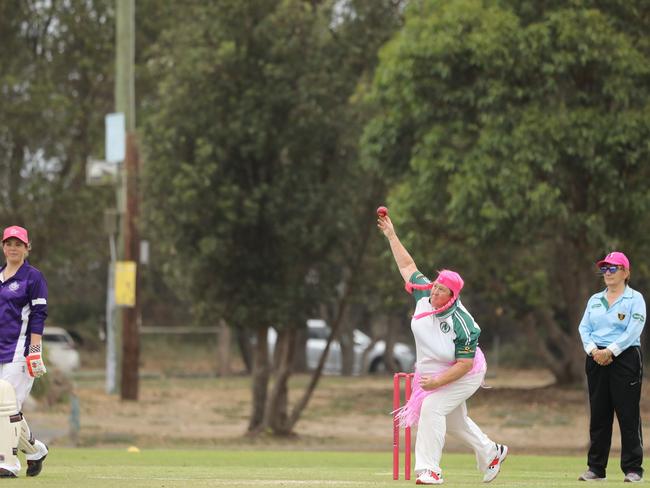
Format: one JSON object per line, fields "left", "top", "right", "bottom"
{"left": 0, "top": 361, "right": 33, "bottom": 410}
{"left": 414, "top": 370, "right": 496, "bottom": 475}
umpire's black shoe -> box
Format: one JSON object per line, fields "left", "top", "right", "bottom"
{"left": 26, "top": 452, "right": 47, "bottom": 477}
{"left": 0, "top": 468, "right": 16, "bottom": 478}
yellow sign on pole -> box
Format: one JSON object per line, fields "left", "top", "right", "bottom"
{"left": 115, "top": 261, "right": 136, "bottom": 307}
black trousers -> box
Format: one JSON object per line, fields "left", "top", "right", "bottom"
{"left": 585, "top": 346, "right": 644, "bottom": 477}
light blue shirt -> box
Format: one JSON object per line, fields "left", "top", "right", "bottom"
{"left": 578, "top": 285, "right": 646, "bottom": 356}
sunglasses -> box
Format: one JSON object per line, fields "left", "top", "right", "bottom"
{"left": 599, "top": 265, "right": 621, "bottom": 274}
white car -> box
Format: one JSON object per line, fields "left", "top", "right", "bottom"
{"left": 42, "top": 326, "right": 81, "bottom": 373}
{"left": 268, "top": 319, "right": 415, "bottom": 375}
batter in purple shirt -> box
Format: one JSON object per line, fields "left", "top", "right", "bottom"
{"left": 0, "top": 226, "right": 49, "bottom": 477}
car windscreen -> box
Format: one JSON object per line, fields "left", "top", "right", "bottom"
{"left": 307, "top": 327, "right": 331, "bottom": 340}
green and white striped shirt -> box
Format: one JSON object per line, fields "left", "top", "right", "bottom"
{"left": 409, "top": 271, "right": 481, "bottom": 373}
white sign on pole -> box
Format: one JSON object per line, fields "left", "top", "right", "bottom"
{"left": 140, "top": 240, "right": 150, "bottom": 265}
{"left": 105, "top": 113, "right": 126, "bottom": 163}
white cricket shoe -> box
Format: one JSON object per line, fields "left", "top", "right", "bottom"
{"left": 416, "top": 469, "right": 444, "bottom": 485}
{"left": 483, "top": 443, "right": 508, "bottom": 483}
{"left": 624, "top": 472, "right": 643, "bottom": 483}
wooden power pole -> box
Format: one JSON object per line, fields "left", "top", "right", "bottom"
{"left": 116, "top": 0, "right": 140, "bottom": 400}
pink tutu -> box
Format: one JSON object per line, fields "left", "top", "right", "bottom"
{"left": 393, "top": 347, "right": 487, "bottom": 428}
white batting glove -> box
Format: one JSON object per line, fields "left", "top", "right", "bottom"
{"left": 26, "top": 344, "right": 47, "bottom": 378}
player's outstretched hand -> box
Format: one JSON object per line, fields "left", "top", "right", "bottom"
{"left": 377, "top": 211, "right": 395, "bottom": 239}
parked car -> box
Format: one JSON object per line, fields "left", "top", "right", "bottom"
{"left": 268, "top": 319, "right": 415, "bottom": 375}
{"left": 42, "top": 326, "right": 81, "bottom": 373}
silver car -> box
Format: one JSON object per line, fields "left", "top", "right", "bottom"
{"left": 269, "top": 319, "right": 415, "bottom": 375}
{"left": 42, "top": 326, "right": 81, "bottom": 373}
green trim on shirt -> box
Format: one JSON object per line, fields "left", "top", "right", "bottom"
{"left": 409, "top": 271, "right": 431, "bottom": 303}
{"left": 599, "top": 295, "right": 609, "bottom": 310}
{"left": 436, "top": 300, "right": 459, "bottom": 319}
{"left": 451, "top": 308, "right": 480, "bottom": 358}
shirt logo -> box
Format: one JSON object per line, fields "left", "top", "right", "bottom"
{"left": 618, "top": 313, "right": 626, "bottom": 321}
{"left": 591, "top": 303, "right": 602, "bottom": 308}
{"left": 8, "top": 282, "right": 19, "bottom": 292}
{"left": 633, "top": 313, "right": 645, "bottom": 322}
{"left": 440, "top": 322, "right": 450, "bottom": 333}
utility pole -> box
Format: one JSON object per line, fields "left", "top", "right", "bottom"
{"left": 115, "top": 0, "right": 140, "bottom": 400}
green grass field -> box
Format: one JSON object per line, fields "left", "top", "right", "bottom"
{"left": 12, "top": 448, "right": 624, "bottom": 487}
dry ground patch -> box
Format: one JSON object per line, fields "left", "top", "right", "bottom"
{"left": 27, "top": 366, "right": 650, "bottom": 454}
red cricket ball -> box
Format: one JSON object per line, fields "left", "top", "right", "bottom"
{"left": 376, "top": 206, "right": 388, "bottom": 217}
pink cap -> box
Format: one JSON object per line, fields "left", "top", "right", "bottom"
{"left": 597, "top": 251, "right": 630, "bottom": 270}
{"left": 434, "top": 269, "right": 464, "bottom": 297}
{"left": 2, "top": 225, "right": 29, "bottom": 245}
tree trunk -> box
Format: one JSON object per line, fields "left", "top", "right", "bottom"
{"left": 382, "top": 315, "right": 399, "bottom": 373}
{"left": 247, "top": 327, "right": 270, "bottom": 434}
{"left": 340, "top": 322, "right": 355, "bottom": 376}
{"left": 236, "top": 327, "right": 253, "bottom": 374}
{"left": 546, "top": 241, "right": 597, "bottom": 384}
{"left": 292, "top": 326, "right": 308, "bottom": 373}
{"left": 362, "top": 313, "right": 386, "bottom": 372}
{"left": 285, "top": 191, "right": 380, "bottom": 431}
{"left": 217, "top": 319, "right": 231, "bottom": 376}
{"left": 516, "top": 240, "right": 597, "bottom": 385}
{"left": 263, "top": 327, "right": 297, "bottom": 435}
{"left": 340, "top": 305, "right": 364, "bottom": 375}
{"left": 522, "top": 309, "right": 584, "bottom": 384}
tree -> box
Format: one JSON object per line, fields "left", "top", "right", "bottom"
{"left": 0, "top": 0, "right": 115, "bottom": 327}
{"left": 143, "top": 0, "right": 405, "bottom": 434}
{"left": 361, "top": 0, "right": 650, "bottom": 383}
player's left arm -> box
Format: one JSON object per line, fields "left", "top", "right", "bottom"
{"left": 419, "top": 358, "right": 473, "bottom": 390}
{"left": 419, "top": 309, "right": 479, "bottom": 390}
{"left": 26, "top": 271, "right": 48, "bottom": 378}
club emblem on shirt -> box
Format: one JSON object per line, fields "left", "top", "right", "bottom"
{"left": 8, "top": 282, "right": 19, "bottom": 292}
{"left": 618, "top": 313, "right": 626, "bottom": 321}
{"left": 440, "top": 322, "right": 450, "bottom": 333}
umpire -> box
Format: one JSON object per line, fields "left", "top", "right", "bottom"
{"left": 578, "top": 251, "right": 645, "bottom": 483}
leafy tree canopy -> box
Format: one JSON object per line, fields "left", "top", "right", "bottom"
{"left": 361, "top": 0, "right": 650, "bottom": 382}
{"left": 0, "top": 0, "right": 115, "bottom": 325}
{"left": 143, "top": 0, "right": 404, "bottom": 329}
